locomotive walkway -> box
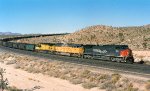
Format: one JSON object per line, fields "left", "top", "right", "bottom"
{"left": 0, "top": 46, "right": 150, "bottom": 78}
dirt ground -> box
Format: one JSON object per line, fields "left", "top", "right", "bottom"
{"left": 133, "top": 51, "right": 150, "bottom": 57}
{"left": 0, "top": 49, "right": 149, "bottom": 91}
{"left": 133, "top": 51, "right": 150, "bottom": 65}
{"left": 0, "top": 63, "right": 101, "bottom": 91}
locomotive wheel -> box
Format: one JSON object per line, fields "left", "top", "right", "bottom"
{"left": 126, "top": 58, "right": 134, "bottom": 64}
{"left": 116, "top": 59, "right": 121, "bottom": 63}
{"left": 111, "top": 57, "right": 116, "bottom": 62}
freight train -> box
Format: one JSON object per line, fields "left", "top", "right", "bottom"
{"left": 0, "top": 40, "right": 134, "bottom": 64}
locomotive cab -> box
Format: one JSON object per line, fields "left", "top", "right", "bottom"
{"left": 114, "top": 45, "right": 134, "bottom": 63}
{"left": 120, "top": 48, "right": 134, "bottom": 63}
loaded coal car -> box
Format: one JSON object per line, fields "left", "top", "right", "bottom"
{"left": 83, "top": 45, "right": 134, "bottom": 63}
{"left": 6, "top": 42, "right": 13, "bottom": 48}
{"left": 18, "top": 43, "right": 26, "bottom": 50}
{"left": 12, "top": 43, "right": 20, "bottom": 49}
{"left": 15, "top": 43, "right": 35, "bottom": 51}
{"left": 25, "top": 44, "right": 36, "bottom": 51}
{"left": 2, "top": 41, "right": 7, "bottom": 46}
{"left": 0, "top": 41, "right": 7, "bottom": 46}
{"left": 0, "top": 41, "right": 3, "bottom": 45}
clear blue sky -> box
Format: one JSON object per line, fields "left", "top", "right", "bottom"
{"left": 0, "top": 0, "right": 150, "bottom": 34}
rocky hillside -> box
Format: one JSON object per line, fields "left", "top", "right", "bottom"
{"left": 15, "top": 25, "right": 150, "bottom": 50}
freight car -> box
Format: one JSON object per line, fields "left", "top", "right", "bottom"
{"left": 1, "top": 41, "right": 36, "bottom": 51}
{"left": 0, "top": 41, "right": 3, "bottom": 45}
{"left": 6, "top": 42, "right": 13, "bottom": 48}
{"left": 25, "top": 44, "right": 35, "bottom": 51}
{"left": 12, "top": 43, "right": 19, "bottom": 49}
{"left": 0, "top": 41, "right": 134, "bottom": 63}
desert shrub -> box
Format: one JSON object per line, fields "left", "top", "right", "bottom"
{"left": 115, "top": 77, "right": 129, "bottom": 89}
{"left": 124, "top": 83, "right": 138, "bottom": 91}
{"left": 95, "top": 74, "right": 111, "bottom": 84}
{"left": 0, "top": 60, "right": 4, "bottom": 63}
{"left": 100, "top": 81, "right": 116, "bottom": 91}
{"left": 60, "top": 75, "right": 70, "bottom": 80}
{"left": 0, "top": 68, "right": 8, "bottom": 91}
{"left": 145, "top": 80, "right": 150, "bottom": 90}
{"left": 26, "top": 67, "right": 40, "bottom": 73}
{"left": 111, "top": 73, "right": 121, "bottom": 84}
{"left": 14, "top": 64, "right": 21, "bottom": 69}
{"left": 70, "top": 78, "right": 83, "bottom": 85}
{"left": 98, "top": 74, "right": 110, "bottom": 80}
{"left": 53, "top": 71, "right": 61, "bottom": 78}
{"left": 118, "top": 32, "right": 125, "bottom": 42}
{"left": 6, "top": 60, "right": 16, "bottom": 65}
{"left": 79, "top": 69, "right": 91, "bottom": 78}
{"left": 70, "top": 72, "right": 77, "bottom": 78}
{"left": 82, "top": 82, "right": 97, "bottom": 89}
{"left": 7, "top": 86, "right": 22, "bottom": 91}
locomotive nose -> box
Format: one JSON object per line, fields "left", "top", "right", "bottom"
{"left": 120, "top": 48, "right": 133, "bottom": 57}
{"left": 120, "top": 49, "right": 130, "bottom": 57}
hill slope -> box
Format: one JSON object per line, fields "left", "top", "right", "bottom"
{"left": 15, "top": 25, "right": 150, "bottom": 50}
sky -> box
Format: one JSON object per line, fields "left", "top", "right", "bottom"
{"left": 0, "top": 0, "right": 150, "bottom": 34}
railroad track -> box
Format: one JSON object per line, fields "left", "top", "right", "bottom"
{"left": 1, "top": 46, "right": 150, "bottom": 78}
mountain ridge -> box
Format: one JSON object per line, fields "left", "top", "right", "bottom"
{"left": 0, "top": 32, "right": 21, "bottom": 35}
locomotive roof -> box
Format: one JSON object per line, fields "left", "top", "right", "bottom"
{"left": 83, "top": 44, "right": 128, "bottom": 46}
{"left": 39, "top": 43, "right": 83, "bottom": 47}
{"left": 39, "top": 43, "right": 128, "bottom": 47}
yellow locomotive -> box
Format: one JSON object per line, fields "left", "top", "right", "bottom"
{"left": 35, "top": 43, "right": 84, "bottom": 57}
{"left": 36, "top": 43, "right": 55, "bottom": 52}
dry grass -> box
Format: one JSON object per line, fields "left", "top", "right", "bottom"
{"left": 0, "top": 52, "right": 146, "bottom": 91}
{"left": 79, "top": 69, "right": 91, "bottom": 78}
{"left": 69, "top": 78, "right": 83, "bottom": 85}
{"left": 100, "top": 81, "right": 116, "bottom": 91}
{"left": 6, "top": 60, "right": 16, "bottom": 65}
{"left": 0, "top": 60, "right": 4, "bottom": 63}
{"left": 111, "top": 73, "right": 121, "bottom": 84}
{"left": 7, "top": 86, "right": 22, "bottom": 91}
{"left": 14, "top": 64, "right": 21, "bottom": 69}
{"left": 82, "top": 82, "right": 97, "bottom": 89}
{"left": 124, "top": 83, "right": 138, "bottom": 91}
{"left": 145, "top": 80, "right": 150, "bottom": 90}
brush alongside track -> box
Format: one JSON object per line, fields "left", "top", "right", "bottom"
{"left": 1, "top": 45, "right": 149, "bottom": 78}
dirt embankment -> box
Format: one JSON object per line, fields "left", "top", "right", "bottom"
{"left": 133, "top": 51, "right": 150, "bottom": 64}
{"left": 0, "top": 49, "right": 150, "bottom": 91}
